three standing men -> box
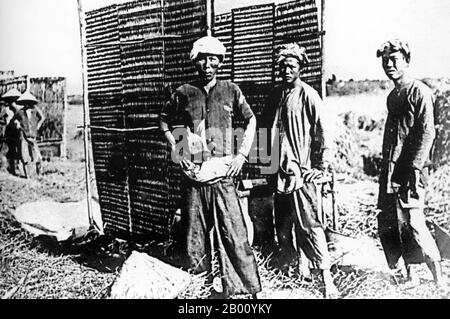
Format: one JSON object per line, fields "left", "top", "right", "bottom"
{"left": 160, "top": 34, "right": 445, "bottom": 299}
{"left": 376, "top": 39, "right": 443, "bottom": 286}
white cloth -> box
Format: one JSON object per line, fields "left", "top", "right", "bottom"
{"left": 182, "top": 155, "right": 233, "bottom": 185}
{"left": 182, "top": 126, "right": 232, "bottom": 184}
{"left": 190, "top": 36, "right": 226, "bottom": 61}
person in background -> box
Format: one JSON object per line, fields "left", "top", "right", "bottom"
{"left": 260, "top": 43, "right": 339, "bottom": 298}
{"left": 1, "top": 88, "right": 22, "bottom": 175}
{"left": 0, "top": 101, "right": 9, "bottom": 172}
{"left": 159, "top": 35, "right": 261, "bottom": 299}
{"left": 13, "top": 91, "right": 44, "bottom": 178}
{"left": 376, "top": 39, "right": 444, "bottom": 287}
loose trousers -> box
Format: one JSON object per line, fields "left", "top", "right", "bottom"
{"left": 377, "top": 192, "right": 441, "bottom": 268}
{"left": 274, "top": 182, "right": 331, "bottom": 270}
{"left": 180, "top": 178, "right": 262, "bottom": 296}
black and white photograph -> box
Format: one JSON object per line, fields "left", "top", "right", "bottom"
{"left": 1, "top": 0, "right": 450, "bottom": 304}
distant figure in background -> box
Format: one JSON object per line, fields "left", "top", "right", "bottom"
{"left": 13, "top": 91, "right": 44, "bottom": 178}
{"left": 1, "top": 88, "right": 22, "bottom": 175}
{"left": 0, "top": 101, "right": 9, "bottom": 171}
{"left": 261, "top": 43, "right": 338, "bottom": 298}
{"left": 376, "top": 39, "right": 443, "bottom": 287}
{"left": 159, "top": 36, "right": 261, "bottom": 299}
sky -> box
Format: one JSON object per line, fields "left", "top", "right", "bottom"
{"left": 0, "top": 0, "right": 449, "bottom": 94}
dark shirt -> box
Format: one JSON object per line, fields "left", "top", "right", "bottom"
{"left": 160, "top": 80, "right": 254, "bottom": 158}
{"left": 378, "top": 80, "right": 435, "bottom": 206}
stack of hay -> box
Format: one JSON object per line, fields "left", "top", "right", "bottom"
{"left": 423, "top": 78, "right": 450, "bottom": 230}
{"left": 110, "top": 251, "right": 192, "bottom": 299}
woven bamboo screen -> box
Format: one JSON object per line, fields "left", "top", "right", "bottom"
{"left": 29, "top": 78, "right": 67, "bottom": 143}
{"left": 86, "top": 4, "right": 131, "bottom": 239}
{"left": 275, "top": 0, "right": 322, "bottom": 91}
{"left": 232, "top": 4, "right": 275, "bottom": 84}
{"left": 0, "top": 71, "right": 15, "bottom": 81}
{"left": 0, "top": 75, "right": 28, "bottom": 97}
{"left": 213, "top": 0, "right": 323, "bottom": 179}
{"left": 214, "top": 13, "right": 232, "bottom": 80}
{"left": 0, "top": 74, "right": 66, "bottom": 157}
{"left": 86, "top": 0, "right": 208, "bottom": 241}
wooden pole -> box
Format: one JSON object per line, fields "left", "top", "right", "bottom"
{"left": 61, "top": 80, "right": 68, "bottom": 159}
{"left": 76, "top": 0, "right": 94, "bottom": 228}
{"left": 206, "top": 0, "right": 212, "bottom": 36}
{"left": 25, "top": 76, "right": 31, "bottom": 91}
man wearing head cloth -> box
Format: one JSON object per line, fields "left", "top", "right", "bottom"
{"left": 260, "top": 43, "right": 338, "bottom": 298}
{"left": 376, "top": 39, "right": 444, "bottom": 287}
{"left": 159, "top": 35, "right": 261, "bottom": 298}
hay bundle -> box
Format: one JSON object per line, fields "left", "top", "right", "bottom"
{"left": 329, "top": 117, "right": 362, "bottom": 175}
{"left": 423, "top": 78, "right": 450, "bottom": 167}
{"left": 110, "top": 251, "right": 191, "bottom": 299}
{"left": 425, "top": 164, "right": 450, "bottom": 230}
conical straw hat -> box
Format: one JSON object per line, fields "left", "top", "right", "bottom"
{"left": 16, "top": 91, "right": 38, "bottom": 105}
{"left": 1, "top": 88, "right": 22, "bottom": 101}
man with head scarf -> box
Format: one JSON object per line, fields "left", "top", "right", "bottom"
{"left": 260, "top": 43, "right": 338, "bottom": 298}
{"left": 376, "top": 39, "right": 443, "bottom": 287}
{"left": 13, "top": 91, "right": 44, "bottom": 178}
{"left": 159, "top": 35, "right": 261, "bottom": 298}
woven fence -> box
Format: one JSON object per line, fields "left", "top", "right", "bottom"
{"left": 86, "top": 0, "right": 208, "bottom": 241}
{"left": 86, "top": 0, "right": 323, "bottom": 242}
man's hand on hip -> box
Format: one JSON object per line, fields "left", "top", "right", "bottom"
{"left": 303, "top": 168, "right": 324, "bottom": 183}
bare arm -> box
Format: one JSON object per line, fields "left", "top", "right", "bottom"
{"left": 163, "top": 130, "right": 177, "bottom": 152}
{"left": 238, "top": 115, "right": 256, "bottom": 158}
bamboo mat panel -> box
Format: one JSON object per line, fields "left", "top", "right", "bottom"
{"left": 232, "top": 4, "right": 275, "bottom": 84}
{"left": 275, "top": 0, "right": 322, "bottom": 92}
{"left": 213, "top": 13, "right": 232, "bottom": 80}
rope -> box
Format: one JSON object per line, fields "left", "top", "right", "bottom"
{"left": 85, "top": 31, "right": 206, "bottom": 48}
{"left": 77, "top": 124, "right": 185, "bottom": 132}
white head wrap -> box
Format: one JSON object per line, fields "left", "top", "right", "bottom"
{"left": 277, "top": 43, "right": 309, "bottom": 65}
{"left": 190, "top": 36, "right": 226, "bottom": 62}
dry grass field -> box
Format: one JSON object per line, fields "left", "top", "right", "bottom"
{"left": 1, "top": 85, "right": 450, "bottom": 299}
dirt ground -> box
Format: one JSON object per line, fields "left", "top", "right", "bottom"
{"left": 1, "top": 95, "right": 450, "bottom": 299}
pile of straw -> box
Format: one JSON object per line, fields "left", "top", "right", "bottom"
{"left": 110, "top": 251, "right": 191, "bottom": 299}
